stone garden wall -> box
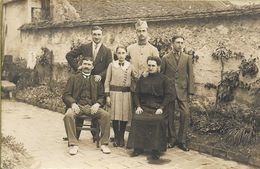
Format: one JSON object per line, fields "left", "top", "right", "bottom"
{"left": 18, "top": 14, "right": 260, "bottom": 105}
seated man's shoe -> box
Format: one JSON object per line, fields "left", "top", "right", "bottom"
{"left": 130, "top": 149, "right": 143, "bottom": 157}
{"left": 68, "top": 145, "right": 79, "bottom": 155}
{"left": 151, "top": 150, "right": 160, "bottom": 160}
{"left": 178, "top": 143, "right": 189, "bottom": 151}
{"left": 101, "top": 145, "right": 111, "bottom": 154}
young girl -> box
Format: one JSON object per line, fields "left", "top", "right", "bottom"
{"left": 105, "top": 45, "right": 137, "bottom": 147}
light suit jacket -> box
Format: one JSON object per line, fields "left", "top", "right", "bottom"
{"left": 161, "top": 51, "right": 194, "bottom": 101}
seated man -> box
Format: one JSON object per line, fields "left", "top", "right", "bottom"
{"left": 127, "top": 56, "right": 173, "bottom": 160}
{"left": 62, "top": 57, "right": 111, "bottom": 155}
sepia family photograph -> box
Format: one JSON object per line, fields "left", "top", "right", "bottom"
{"left": 1, "top": 0, "right": 260, "bottom": 169}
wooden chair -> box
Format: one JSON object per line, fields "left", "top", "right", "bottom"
{"left": 75, "top": 114, "right": 100, "bottom": 148}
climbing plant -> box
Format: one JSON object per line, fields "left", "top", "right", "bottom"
{"left": 217, "top": 71, "right": 240, "bottom": 102}
{"left": 36, "top": 47, "right": 53, "bottom": 66}
{"left": 151, "top": 37, "right": 199, "bottom": 63}
{"left": 239, "top": 57, "right": 259, "bottom": 77}
{"left": 211, "top": 44, "right": 233, "bottom": 106}
{"left": 34, "top": 47, "right": 54, "bottom": 90}
{"left": 69, "top": 39, "right": 85, "bottom": 71}
{"left": 207, "top": 43, "right": 259, "bottom": 105}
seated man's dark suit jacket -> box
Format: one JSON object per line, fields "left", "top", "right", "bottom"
{"left": 62, "top": 73, "right": 104, "bottom": 109}
{"left": 66, "top": 42, "right": 112, "bottom": 81}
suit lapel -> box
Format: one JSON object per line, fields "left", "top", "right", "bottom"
{"left": 75, "top": 74, "right": 85, "bottom": 98}
{"left": 166, "top": 52, "right": 178, "bottom": 71}
{"left": 90, "top": 76, "right": 97, "bottom": 102}
{"left": 94, "top": 44, "right": 105, "bottom": 66}
{"left": 86, "top": 43, "right": 93, "bottom": 58}
{"left": 177, "top": 52, "right": 186, "bottom": 70}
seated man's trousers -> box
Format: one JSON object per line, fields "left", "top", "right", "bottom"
{"left": 63, "top": 105, "right": 110, "bottom": 146}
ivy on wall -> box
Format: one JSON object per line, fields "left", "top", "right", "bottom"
{"left": 239, "top": 57, "right": 259, "bottom": 77}
{"left": 151, "top": 37, "right": 199, "bottom": 63}
{"left": 205, "top": 43, "right": 259, "bottom": 104}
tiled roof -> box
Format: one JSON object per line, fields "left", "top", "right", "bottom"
{"left": 68, "top": 0, "right": 234, "bottom": 21}
{"left": 19, "top": 1, "right": 260, "bottom": 30}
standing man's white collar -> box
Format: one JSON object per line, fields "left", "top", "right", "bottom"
{"left": 92, "top": 42, "right": 102, "bottom": 50}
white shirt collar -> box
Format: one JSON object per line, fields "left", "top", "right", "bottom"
{"left": 92, "top": 42, "right": 102, "bottom": 58}
{"left": 92, "top": 42, "right": 102, "bottom": 49}
{"left": 112, "top": 60, "right": 130, "bottom": 70}
{"left": 82, "top": 72, "right": 91, "bottom": 78}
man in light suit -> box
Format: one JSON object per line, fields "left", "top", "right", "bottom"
{"left": 127, "top": 19, "right": 159, "bottom": 79}
{"left": 161, "top": 35, "right": 194, "bottom": 151}
{"left": 66, "top": 26, "right": 112, "bottom": 83}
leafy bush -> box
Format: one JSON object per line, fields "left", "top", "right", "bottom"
{"left": 16, "top": 69, "right": 39, "bottom": 89}
{"left": 239, "top": 57, "right": 259, "bottom": 77}
{"left": 36, "top": 47, "right": 53, "bottom": 66}
{"left": 225, "top": 123, "right": 256, "bottom": 146}
{"left": 147, "top": 37, "right": 200, "bottom": 62}
{"left": 1, "top": 135, "right": 32, "bottom": 169}
{"left": 191, "top": 97, "right": 257, "bottom": 146}
{"left": 16, "top": 82, "right": 66, "bottom": 113}
{"left": 217, "top": 71, "right": 240, "bottom": 102}
{"left": 212, "top": 45, "right": 232, "bottom": 60}
{"left": 204, "top": 83, "right": 217, "bottom": 90}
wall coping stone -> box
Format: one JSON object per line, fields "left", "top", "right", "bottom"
{"left": 19, "top": 6, "right": 260, "bottom": 31}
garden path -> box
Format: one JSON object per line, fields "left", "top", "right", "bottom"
{"left": 2, "top": 100, "right": 255, "bottom": 169}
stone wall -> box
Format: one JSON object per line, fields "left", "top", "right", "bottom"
{"left": 19, "top": 15, "right": 260, "bottom": 104}
{"left": 3, "top": 0, "right": 28, "bottom": 58}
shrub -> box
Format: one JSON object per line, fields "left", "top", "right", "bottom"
{"left": 191, "top": 98, "right": 257, "bottom": 146}
{"left": 217, "top": 71, "right": 240, "bottom": 102}
{"left": 239, "top": 57, "right": 259, "bottom": 77}
{"left": 225, "top": 123, "right": 256, "bottom": 146}
{"left": 1, "top": 135, "right": 32, "bottom": 169}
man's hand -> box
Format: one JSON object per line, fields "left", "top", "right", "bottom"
{"left": 135, "top": 107, "right": 143, "bottom": 114}
{"left": 91, "top": 103, "right": 100, "bottom": 114}
{"left": 155, "top": 108, "right": 163, "bottom": 115}
{"left": 94, "top": 75, "right": 102, "bottom": 82}
{"left": 71, "top": 103, "right": 80, "bottom": 114}
{"left": 106, "top": 97, "right": 111, "bottom": 107}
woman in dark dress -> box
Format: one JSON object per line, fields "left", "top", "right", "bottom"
{"left": 127, "top": 56, "right": 173, "bottom": 160}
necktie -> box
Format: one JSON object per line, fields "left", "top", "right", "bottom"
{"left": 175, "top": 53, "right": 181, "bottom": 64}
{"left": 93, "top": 44, "right": 98, "bottom": 60}
{"left": 119, "top": 62, "right": 124, "bottom": 66}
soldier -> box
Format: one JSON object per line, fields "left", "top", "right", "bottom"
{"left": 127, "top": 19, "right": 159, "bottom": 80}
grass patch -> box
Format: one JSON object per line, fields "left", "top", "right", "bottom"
{"left": 1, "top": 135, "right": 33, "bottom": 169}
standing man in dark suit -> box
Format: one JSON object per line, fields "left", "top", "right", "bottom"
{"left": 66, "top": 26, "right": 112, "bottom": 83}
{"left": 63, "top": 57, "right": 111, "bottom": 155}
{"left": 161, "top": 35, "right": 194, "bottom": 151}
